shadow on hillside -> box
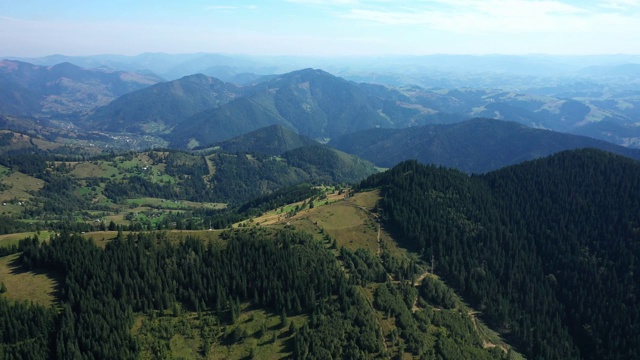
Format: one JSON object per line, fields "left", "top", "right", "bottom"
{"left": 8, "top": 255, "right": 63, "bottom": 306}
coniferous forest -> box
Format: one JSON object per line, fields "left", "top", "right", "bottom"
{"left": 3, "top": 228, "right": 383, "bottom": 359}
{"left": 1, "top": 147, "right": 639, "bottom": 359}
{"left": 358, "top": 149, "right": 640, "bottom": 360}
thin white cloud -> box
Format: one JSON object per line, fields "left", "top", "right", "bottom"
{"left": 598, "top": 0, "right": 640, "bottom": 9}
{"left": 342, "top": 0, "right": 639, "bottom": 34}
{"left": 2, "top": 0, "right": 639, "bottom": 56}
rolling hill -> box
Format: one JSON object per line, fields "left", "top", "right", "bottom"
{"left": 329, "top": 118, "right": 640, "bottom": 173}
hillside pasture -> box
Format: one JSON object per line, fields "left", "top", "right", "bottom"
{"left": 126, "top": 197, "right": 226, "bottom": 210}
{"left": 0, "top": 170, "right": 44, "bottom": 205}
{"left": 287, "top": 195, "right": 379, "bottom": 254}
{"left": 70, "top": 161, "right": 119, "bottom": 178}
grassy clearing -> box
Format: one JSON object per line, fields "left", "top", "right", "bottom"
{"left": 69, "top": 154, "right": 176, "bottom": 185}
{"left": 250, "top": 189, "right": 347, "bottom": 228}
{"left": 0, "top": 171, "right": 43, "bottom": 202}
{"left": 208, "top": 305, "right": 304, "bottom": 360}
{"left": 70, "top": 161, "right": 115, "bottom": 178}
{"left": 133, "top": 303, "right": 305, "bottom": 360}
{"left": 204, "top": 155, "right": 216, "bottom": 176}
{"left": 126, "top": 197, "right": 226, "bottom": 210}
{"left": 0, "top": 253, "right": 59, "bottom": 306}
{"left": 80, "top": 230, "right": 226, "bottom": 248}
{"left": 0, "top": 231, "right": 55, "bottom": 248}
{"left": 349, "top": 188, "right": 381, "bottom": 210}
{"left": 288, "top": 200, "right": 379, "bottom": 254}
{"left": 259, "top": 190, "right": 405, "bottom": 257}
{"left": 163, "top": 230, "right": 225, "bottom": 244}
{"left": 187, "top": 139, "right": 200, "bottom": 150}
{"left": 80, "top": 231, "right": 119, "bottom": 248}
{"left": 31, "top": 137, "right": 62, "bottom": 151}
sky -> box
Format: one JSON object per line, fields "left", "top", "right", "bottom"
{"left": 1, "top": 0, "right": 640, "bottom": 57}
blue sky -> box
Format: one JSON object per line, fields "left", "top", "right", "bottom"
{"left": 1, "top": 0, "right": 640, "bottom": 56}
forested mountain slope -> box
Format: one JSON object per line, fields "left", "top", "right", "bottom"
{"left": 82, "top": 74, "right": 241, "bottom": 134}
{"left": 330, "top": 118, "right": 640, "bottom": 172}
{"left": 208, "top": 124, "right": 319, "bottom": 155}
{"left": 358, "top": 149, "right": 640, "bottom": 360}
{"left": 169, "top": 68, "right": 395, "bottom": 147}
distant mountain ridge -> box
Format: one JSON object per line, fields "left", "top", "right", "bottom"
{"left": 0, "top": 60, "right": 161, "bottom": 117}
{"left": 167, "top": 68, "right": 459, "bottom": 148}
{"left": 168, "top": 68, "right": 395, "bottom": 147}
{"left": 329, "top": 118, "right": 640, "bottom": 173}
{"left": 165, "top": 69, "right": 640, "bottom": 148}
{"left": 2, "top": 59, "right": 640, "bottom": 151}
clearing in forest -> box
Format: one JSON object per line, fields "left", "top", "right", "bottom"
{"left": 0, "top": 253, "right": 59, "bottom": 307}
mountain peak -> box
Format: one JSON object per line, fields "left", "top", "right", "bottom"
{"left": 49, "top": 62, "right": 83, "bottom": 72}
{"left": 274, "top": 68, "right": 339, "bottom": 83}
{"left": 177, "top": 73, "right": 227, "bottom": 85}
{"left": 83, "top": 71, "right": 241, "bottom": 133}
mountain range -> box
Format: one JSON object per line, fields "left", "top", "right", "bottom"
{"left": 1, "top": 58, "right": 640, "bottom": 167}
{"left": 81, "top": 65, "right": 640, "bottom": 149}
{"left": 0, "top": 60, "right": 161, "bottom": 118}
{"left": 10, "top": 53, "right": 640, "bottom": 82}
{"left": 169, "top": 68, "right": 400, "bottom": 148}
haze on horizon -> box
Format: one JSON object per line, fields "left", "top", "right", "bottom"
{"left": 1, "top": 0, "right": 640, "bottom": 58}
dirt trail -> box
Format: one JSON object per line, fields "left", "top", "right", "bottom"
{"left": 376, "top": 225, "right": 382, "bottom": 256}
{"left": 410, "top": 270, "right": 430, "bottom": 313}
{"left": 413, "top": 270, "right": 429, "bottom": 287}
{"left": 467, "top": 309, "right": 508, "bottom": 353}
